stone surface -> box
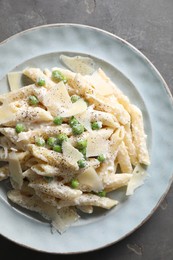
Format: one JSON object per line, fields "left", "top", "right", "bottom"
{"left": 0, "top": 0, "right": 173, "bottom": 259}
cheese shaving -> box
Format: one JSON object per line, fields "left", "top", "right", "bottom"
{"left": 9, "top": 151, "right": 23, "bottom": 189}
{"left": 126, "top": 164, "right": 147, "bottom": 196}
{"left": 60, "top": 98, "right": 87, "bottom": 117}
{"left": 78, "top": 167, "right": 103, "bottom": 192}
{"left": 60, "top": 55, "right": 95, "bottom": 75}
{"left": 86, "top": 129, "right": 113, "bottom": 157}
{"left": 42, "top": 81, "right": 72, "bottom": 116}
{"left": 0, "top": 104, "right": 16, "bottom": 125}
{"left": 7, "top": 71, "right": 22, "bottom": 91}
{"left": 62, "top": 141, "right": 83, "bottom": 168}
{"left": 75, "top": 107, "right": 92, "bottom": 132}
{"left": 85, "top": 68, "right": 114, "bottom": 96}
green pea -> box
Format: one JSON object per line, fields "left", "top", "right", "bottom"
{"left": 72, "top": 124, "right": 84, "bottom": 135}
{"left": 53, "top": 116, "right": 63, "bottom": 125}
{"left": 28, "top": 95, "right": 39, "bottom": 105}
{"left": 35, "top": 137, "right": 45, "bottom": 147}
{"left": 97, "top": 191, "right": 106, "bottom": 197}
{"left": 52, "top": 70, "right": 67, "bottom": 83}
{"left": 57, "top": 133, "right": 68, "bottom": 144}
{"left": 76, "top": 139, "right": 87, "bottom": 150}
{"left": 53, "top": 145, "right": 62, "bottom": 153}
{"left": 79, "top": 147, "right": 87, "bottom": 159}
{"left": 71, "top": 95, "right": 80, "bottom": 103}
{"left": 91, "top": 121, "right": 102, "bottom": 130}
{"left": 71, "top": 179, "right": 79, "bottom": 189}
{"left": 97, "top": 154, "right": 106, "bottom": 163}
{"left": 47, "top": 137, "right": 57, "bottom": 147}
{"left": 69, "top": 116, "right": 79, "bottom": 127}
{"left": 77, "top": 159, "right": 86, "bottom": 168}
{"left": 15, "top": 123, "right": 25, "bottom": 133}
{"left": 37, "top": 78, "right": 45, "bottom": 86}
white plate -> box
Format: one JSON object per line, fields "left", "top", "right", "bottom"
{"left": 0, "top": 24, "right": 173, "bottom": 254}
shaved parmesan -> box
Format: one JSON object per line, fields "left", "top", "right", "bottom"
{"left": 86, "top": 129, "right": 113, "bottom": 157}
{"left": 62, "top": 141, "right": 83, "bottom": 168}
{"left": 7, "top": 71, "right": 22, "bottom": 91}
{"left": 75, "top": 108, "right": 92, "bottom": 132}
{"left": 60, "top": 98, "right": 87, "bottom": 117}
{"left": 78, "top": 167, "right": 103, "bottom": 192}
{"left": 0, "top": 104, "right": 16, "bottom": 125}
{"left": 85, "top": 68, "right": 114, "bottom": 96}
{"left": 42, "top": 81, "right": 72, "bottom": 116}
{"left": 9, "top": 151, "right": 23, "bottom": 189}
{"left": 60, "top": 55, "right": 96, "bottom": 75}
{"left": 126, "top": 164, "right": 147, "bottom": 196}
{"left": 52, "top": 207, "right": 80, "bottom": 234}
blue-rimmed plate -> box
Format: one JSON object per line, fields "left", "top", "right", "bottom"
{"left": 0, "top": 24, "right": 173, "bottom": 254}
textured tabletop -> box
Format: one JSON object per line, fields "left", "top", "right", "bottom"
{"left": 0, "top": 0, "right": 173, "bottom": 259}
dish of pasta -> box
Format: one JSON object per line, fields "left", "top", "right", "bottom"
{"left": 0, "top": 60, "right": 150, "bottom": 233}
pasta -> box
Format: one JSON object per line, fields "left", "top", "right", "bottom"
{"left": 0, "top": 62, "right": 150, "bottom": 233}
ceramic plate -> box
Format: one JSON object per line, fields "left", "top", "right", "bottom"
{"left": 0, "top": 24, "right": 173, "bottom": 254}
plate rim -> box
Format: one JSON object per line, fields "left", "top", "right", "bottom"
{"left": 0, "top": 23, "right": 173, "bottom": 254}
{"left": 1, "top": 23, "right": 172, "bottom": 101}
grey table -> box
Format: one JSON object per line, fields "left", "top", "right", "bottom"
{"left": 0, "top": 0, "right": 173, "bottom": 259}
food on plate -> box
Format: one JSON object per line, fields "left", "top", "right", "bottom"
{"left": 0, "top": 60, "right": 150, "bottom": 233}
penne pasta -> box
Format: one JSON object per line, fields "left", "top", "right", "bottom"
{"left": 117, "top": 142, "right": 133, "bottom": 173}
{"left": 86, "top": 94, "right": 130, "bottom": 125}
{"left": 124, "top": 123, "right": 137, "bottom": 165}
{"left": 103, "top": 173, "right": 133, "bottom": 192}
{"left": 130, "top": 105, "right": 150, "bottom": 165}
{"left": 0, "top": 64, "right": 150, "bottom": 233}
{"left": 23, "top": 68, "right": 55, "bottom": 89}
{"left": 29, "top": 179, "right": 82, "bottom": 200}
{"left": 55, "top": 194, "right": 118, "bottom": 210}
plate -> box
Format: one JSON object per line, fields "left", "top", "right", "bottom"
{"left": 0, "top": 24, "right": 173, "bottom": 254}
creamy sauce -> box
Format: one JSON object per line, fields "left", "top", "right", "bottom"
{"left": 60, "top": 55, "right": 96, "bottom": 75}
